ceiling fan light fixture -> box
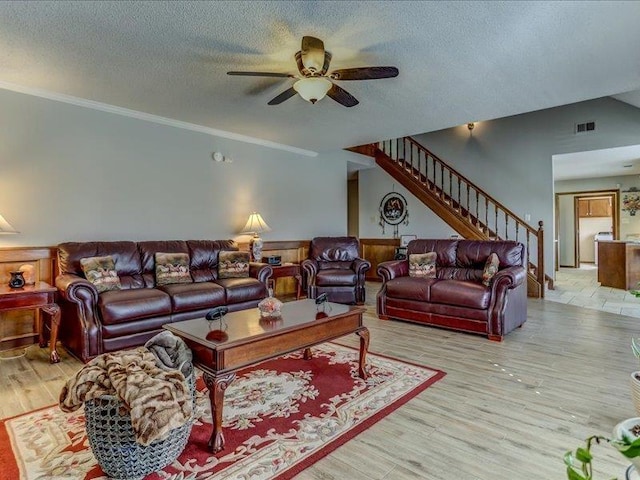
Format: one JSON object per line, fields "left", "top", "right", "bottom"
{"left": 293, "top": 77, "right": 332, "bottom": 104}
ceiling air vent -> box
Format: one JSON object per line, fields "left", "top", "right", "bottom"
{"left": 575, "top": 121, "right": 596, "bottom": 135}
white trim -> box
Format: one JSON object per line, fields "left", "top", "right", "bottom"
{"left": 0, "top": 81, "right": 318, "bottom": 157}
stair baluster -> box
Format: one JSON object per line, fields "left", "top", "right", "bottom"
{"left": 364, "top": 137, "right": 549, "bottom": 297}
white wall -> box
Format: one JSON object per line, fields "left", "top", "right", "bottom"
{"left": 579, "top": 217, "right": 612, "bottom": 263}
{"left": 359, "top": 97, "right": 640, "bottom": 275}
{"left": 0, "top": 89, "right": 350, "bottom": 247}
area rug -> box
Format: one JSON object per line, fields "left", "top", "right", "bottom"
{"left": 0, "top": 343, "right": 445, "bottom": 480}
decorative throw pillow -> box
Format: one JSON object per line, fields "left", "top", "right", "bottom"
{"left": 80, "top": 255, "right": 122, "bottom": 293}
{"left": 218, "top": 251, "right": 250, "bottom": 279}
{"left": 409, "top": 252, "right": 437, "bottom": 278}
{"left": 155, "top": 252, "right": 192, "bottom": 285}
{"left": 482, "top": 253, "right": 500, "bottom": 286}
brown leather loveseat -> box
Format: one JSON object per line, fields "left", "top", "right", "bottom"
{"left": 376, "top": 239, "right": 527, "bottom": 341}
{"left": 55, "top": 240, "right": 272, "bottom": 362}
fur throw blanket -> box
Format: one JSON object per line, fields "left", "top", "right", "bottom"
{"left": 145, "top": 330, "right": 193, "bottom": 378}
{"left": 59, "top": 346, "right": 193, "bottom": 446}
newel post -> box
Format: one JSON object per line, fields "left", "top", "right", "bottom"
{"left": 537, "top": 220, "right": 545, "bottom": 298}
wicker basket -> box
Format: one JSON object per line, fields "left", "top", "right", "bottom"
{"left": 84, "top": 371, "right": 195, "bottom": 480}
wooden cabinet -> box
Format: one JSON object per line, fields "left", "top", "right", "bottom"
{"left": 579, "top": 198, "right": 612, "bottom": 217}
{"left": 360, "top": 239, "right": 400, "bottom": 281}
{"left": 597, "top": 241, "right": 640, "bottom": 290}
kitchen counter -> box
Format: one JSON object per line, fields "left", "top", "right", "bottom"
{"left": 597, "top": 240, "right": 640, "bottom": 290}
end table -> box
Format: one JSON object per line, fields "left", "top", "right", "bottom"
{"left": 0, "top": 282, "right": 61, "bottom": 363}
{"left": 269, "top": 263, "right": 303, "bottom": 300}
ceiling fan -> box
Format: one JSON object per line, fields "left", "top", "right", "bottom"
{"left": 227, "top": 36, "right": 399, "bottom": 107}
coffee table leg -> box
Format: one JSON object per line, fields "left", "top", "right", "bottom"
{"left": 303, "top": 347, "right": 312, "bottom": 360}
{"left": 203, "top": 371, "right": 236, "bottom": 453}
{"left": 356, "top": 327, "right": 369, "bottom": 379}
{"left": 40, "top": 303, "right": 61, "bottom": 364}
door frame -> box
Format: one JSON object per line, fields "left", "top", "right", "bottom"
{"left": 555, "top": 189, "right": 619, "bottom": 269}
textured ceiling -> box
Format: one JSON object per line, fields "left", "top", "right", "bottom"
{"left": 1, "top": 1, "right": 640, "bottom": 155}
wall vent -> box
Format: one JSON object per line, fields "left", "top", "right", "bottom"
{"left": 575, "top": 121, "right": 596, "bottom": 135}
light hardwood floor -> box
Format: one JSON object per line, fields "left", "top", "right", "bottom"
{"left": 1, "top": 282, "right": 637, "bottom": 479}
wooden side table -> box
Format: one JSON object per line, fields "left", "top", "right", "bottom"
{"left": 269, "top": 263, "right": 303, "bottom": 300}
{"left": 0, "top": 282, "right": 61, "bottom": 363}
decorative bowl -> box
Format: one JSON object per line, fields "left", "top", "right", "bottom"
{"left": 258, "top": 296, "right": 283, "bottom": 318}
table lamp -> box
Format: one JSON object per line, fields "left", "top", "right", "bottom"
{"left": 0, "top": 214, "right": 18, "bottom": 234}
{"left": 240, "top": 212, "right": 271, "bottom": 262}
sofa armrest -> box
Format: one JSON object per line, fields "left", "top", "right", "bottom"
{"left": 55, "top": 273, "right": 103, "bottom": 362}
{"left": 56, "top": 273, "right": 98, "bottom": 303}
{"left": 491, "top": 266, "right": 526, "bottom": 290}
{"left": 352, "top": 258, "right": 371, "bottom": 276}
{"left": 377, "top": 260, "right": 408, "bottom": 282}
{"left": 249, "top": 263, "right": 272, "bottom": 284}
{"left": 301, "top": 259, "right": 319, "bottom": 283}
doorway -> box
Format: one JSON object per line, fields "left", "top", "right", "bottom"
{"left": 574, "top": 193, "right": 616, "bottom": 265}
{"left": 555, "top": 189, "right": 619, "bottom": 268}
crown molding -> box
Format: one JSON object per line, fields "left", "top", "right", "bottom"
{"left": 0, "top": 81, "right": 318, "bottom": 157}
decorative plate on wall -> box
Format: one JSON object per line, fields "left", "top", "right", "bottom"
{"left": 379, "top": 192, "right": 409, "bottom": 237}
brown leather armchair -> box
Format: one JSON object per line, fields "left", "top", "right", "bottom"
{"left": 301, "top": 236, "right": 371, "bottom": 304}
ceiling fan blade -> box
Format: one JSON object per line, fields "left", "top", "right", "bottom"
{"left": 320, "top": 51, "right": 332, "bottom": 75}
{"left": 267, "top": 87, "right": 297, "bottom": 105}
{"left": 301, "top": 36, "right": 326, "bottom": 73}
{"left": 327, "top": 84, "right": 359, "bottom": 107}
{"left": 227, "top": 71, "right": 294, "bottom": 78}
{"left": 330, "top": 66, "right": 399, "bottom": 81}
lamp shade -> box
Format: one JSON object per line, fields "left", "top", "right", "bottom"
{"left": 293, "top": 77, "right": 332, "bottom": 104}
{"left": 0, "top": 214, "right": 18, "bottom": 234}
{"left": 240, "top": 212, "right": 271, "bottom": 236}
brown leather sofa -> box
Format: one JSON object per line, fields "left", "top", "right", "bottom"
{"left": 301, "top": 236, "right": 371, "bottom": 304}
{"left": 376, "top": 239, "right": 527, "bottom": 341}
{"left": 55, "top": 240, "right": 272, "bottom": 362}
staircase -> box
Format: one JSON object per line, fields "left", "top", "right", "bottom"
{"left": 349, "top": 137, "right": 551, "bottom": 298}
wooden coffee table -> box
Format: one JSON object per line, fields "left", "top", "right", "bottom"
{"left": 163, "top": 299, "right": 369, "bottom": 453}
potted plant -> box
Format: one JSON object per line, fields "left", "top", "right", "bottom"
{"left": 564, "top": 421, "right": 640, "bottom": 479}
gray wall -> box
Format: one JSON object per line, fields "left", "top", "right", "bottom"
{"left": 358, "top": 166, "right": 456, "bottom": 239}
{"left": 359, "top": 97, "right": 640, "bottom": 275}
{"left": 0, "top": 89, "right": 349, "bottom": 247}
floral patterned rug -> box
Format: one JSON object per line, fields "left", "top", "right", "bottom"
{"left": 0, "top": 343, "right": 445, "bottom": 480}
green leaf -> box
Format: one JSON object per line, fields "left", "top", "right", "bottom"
{"left": 566, "top": 466, "right": 588, "bottom": 480}
{"left": 564, "top": 451, "right": 575, "bottom": 467}
{"left": 575, "top": 447, "right": 593, "bottom": 463}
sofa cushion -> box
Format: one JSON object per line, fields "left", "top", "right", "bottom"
{"left": 80, "top": 255, "right": 122, "bottom": 293}
{"left": 218, "top": 251, "right": 250, "bottom": 279}
{"left": 385, "top": 297, "right": 489, "bottom": 322}
{"left": 407, "top": 239, "right": 457, "bottom": 266}
{"left": 409, "top": 252, "right": 437, "bottom": 278}
{"left": 215, "top": 277, "right": 266, "bottom": 304}
{"left": 157, "top": 281, "right": 226, "bottom": 313}
{"left": 316, "top": 269, "right": 356, "bottom": 286}
{"left": 155, "top": 252, "right": 192, "bottom": 285}
{"left": 318, "top": 261, "right": 354, "bottom": 270}
{"left": 98, "top": 288, "right": 172, "bottom": 325}
{"left": 309, "top": 236, "right": 359, "bottom": 262}
{"left": 58, "top": 241, "right": 144, "bottom": 289}
{"left": 385, "top": 277, "right": 437, "bottom": 302}
{"left": 430, "top": 280, "right": 491, "bottom": 309}
{"left": 456, "top": 240, "right": 523, "bottom": 268}
{"left": 482, "top": 253, "right": 500, "bottom": 286}
{"left": 138, "top": 240, "right": 189, "bottom": 287}
{"left": 188, "top": 239, "right": 236, "bottom": 282}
